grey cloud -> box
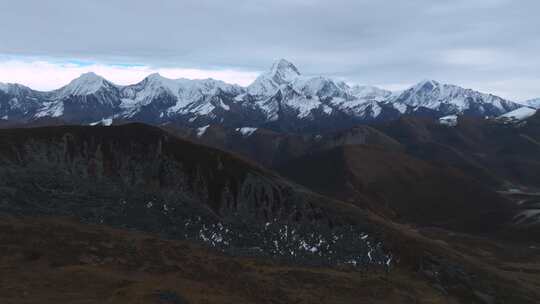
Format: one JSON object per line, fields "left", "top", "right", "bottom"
{"left": 0, "top": 0, "right": 539, "bottom": 100}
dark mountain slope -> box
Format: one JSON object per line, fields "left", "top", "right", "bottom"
{"left": 167, "top": 123, "right": 402, "bottom": 168}
{"left": 277, "top": 144, "right": 513, "bottom": 233}
{"left": 375, "top": 115, "right": 540, "bottom": 189}
{"left": 0, "top": 123, "right": 392, "bottom": 266}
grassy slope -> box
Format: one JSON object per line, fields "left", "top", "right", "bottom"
{"left": 0, "top": 217, "right": 455, "bottom": 304}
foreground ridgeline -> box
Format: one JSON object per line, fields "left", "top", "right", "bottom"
{"left": 0, "top": 59, "right": 532, "bottom": 132}
{"left": 0, "top": 123, "right": 391, "bottom": 268}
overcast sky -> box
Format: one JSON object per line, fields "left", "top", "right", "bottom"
{"left": 0, "top": 0, "right": 539, "bottom": 101}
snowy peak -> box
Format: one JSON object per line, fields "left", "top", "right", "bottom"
{"left": 391, "top": 79, "right": 521, "bottom": 116}
{"left": 268, "top": 58, "right": 301, "bottom": 83}
{"left": 144, "top": 72, "right": 167, "bottom": 83}
{"left": 247, "top": 59, "right": 301, "bottom": 96}
{"left": 413, "top": 79, "right": 440, "bottom": 91}
{"left": 140, "top": 73, "right": 183, "bottom": 96}
{"left": 0, "top": 82, "right": 35, "bottom": 95}
{"left": 400, "top": 79, "right": 444, "bottom": 101}
{"left": 58, "top": 72, "right": 112, "bottom": 97}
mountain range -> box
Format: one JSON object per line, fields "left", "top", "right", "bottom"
{"left": 0, "top": 59, "right": 532, "bottom": 132}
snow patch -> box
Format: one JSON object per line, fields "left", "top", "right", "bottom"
{"left": 218, "top": 99, "right": 230, "bottom": 111}
{"left": 439, "top": 115, "right": 458, "bottom": 127}
{"left": 392, "top": 102, "right": 407, "bottom": 114}
{"left": 35, "top": 101, "right": 64, "bottom": 118}
{"left": 90, "top": 118, "right": 113, "bottom": 126}
{"left": 497, "top": 107, "right": 536, "bottom": 122}
{"left": 235, "top": 127, "right": 258, "bottom": 137}
{"left": 196, "top": 125, "right": 210, "bottom": 137}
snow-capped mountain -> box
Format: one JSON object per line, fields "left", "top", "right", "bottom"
{"left": 522, "top": 98, "right": 540, "bottom": 109}
{"left": 118, "top": 73, "right": 244, "bottom": 122}
{"left": 56, "top": 72, "right": 115, "bottom": 98}
{"left": 0, "top": 59, "right": 525, "bottom": 132}
{"left": 240, "top": 59, "right": 400, "bottom": 126}
{"left": 35, "top": 72, "right": 122, "bottom": 122}
{"left": 390, "top": 80, "right": 520, "bottom": 117}
{"left": 247, "top": 59, "right": 301, "bottom": 96}
{"left": 0, "top": 83, "right": 47, "bottom": 121}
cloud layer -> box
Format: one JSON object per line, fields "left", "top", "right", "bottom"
{"left": 1, "top": 0, "right": 539, "bottom": 100}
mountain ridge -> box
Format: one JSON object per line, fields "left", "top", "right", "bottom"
{"left": 0, "top": 59, "right": 523, "bottom": 132}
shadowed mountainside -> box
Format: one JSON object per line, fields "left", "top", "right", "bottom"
{"left": 0, "top": 123, "right": 539, "bottom": 302}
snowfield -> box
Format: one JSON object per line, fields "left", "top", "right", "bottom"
{"left": 235, "top": 127, "right": 258, "bottom": 136}
{"left": 439, "top": 115, "right": 458, "bottom": 127}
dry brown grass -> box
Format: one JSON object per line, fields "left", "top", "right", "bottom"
{"left": 0, "top": 217, "right": 462, "bottom": 304}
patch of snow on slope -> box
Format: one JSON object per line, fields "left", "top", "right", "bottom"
{"left": 498, "top": 107, "right": 537, "bottom": 121}
{"left": 184, "top": 102, "right": 215, "bottom": 116}
{"left": 350, "top": 85, "right": 392, "bottom": 101}
{"left": 286, "top": 96, "right": 323, "bottom": 118}
{"left": 235, "top": 127, "right": 258, "bottom": 136}
{"left": 35, "top": 101, "right": 64, "bottom": 118}
{"left": 513, "top": 209, "right": 540, "bottom": 226}
{"left": 234, "top": 93, "right": 247, "bottom": 101}
{"left": 90, "top": 118, "right": 113, "bottom": 126}
{"left": 196, "top": 125, "right": 210, "bottom": 137}
{"left": 254, "top": 98, "right": 280, "bottom": 121}
{"left": 439, "top": 115, "right": 458, "bottom": 126}
{"left": 293, "top": 76, "right": 346, "bottom": 98}
{"left": 334, "top": 99, "right": 381, "bottom": 118}
{"left": 218, "top": 99, "right": 230, "bottom": 111}
{"left": 392, "top": 102, "right": 407, "bottom": 114}
{"left": 0, "top": 82, "right": 8, "bottom": 92}
{"left": 322, "top": 105, "right": 333, "bottom": 114}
